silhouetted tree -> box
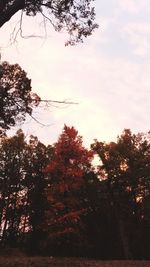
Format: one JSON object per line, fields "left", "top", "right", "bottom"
{"left": 0, "top": 129, "right": 26, "bottom": 246}
{"left": 0, "top": 127, "right": 149, "bottom": 259}
{"left": 0, "top": 0, "right": 98, "bottom": 45}
{"left": 0, "top": 61, "right": 40, "bottom": 131}
{"left": 0, "top": 130, "right": 52, "bottom": 251}
{"left": 92, "top": 129, "right": 150, "bottom": 259}
{"left": 23, "top": 135, "right": 53, "bottom": 253}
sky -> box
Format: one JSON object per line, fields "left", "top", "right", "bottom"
{"left": 1, "top": 0, "right": 150, "bottom": 147}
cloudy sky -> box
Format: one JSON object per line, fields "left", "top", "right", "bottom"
{"left": 1, "top": 0, "right": 150, "bottom": 147}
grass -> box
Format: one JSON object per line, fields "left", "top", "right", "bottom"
{"left": 0, "top": 257, "right": 149, "bottom": 267}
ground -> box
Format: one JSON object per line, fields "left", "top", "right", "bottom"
{"left": 0, "top": 257, "right": 149, "bottom": 267}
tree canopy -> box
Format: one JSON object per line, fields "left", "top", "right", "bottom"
{"left": 44, "top": 125, "right": 94, "bottom": 255}
{"left": 0, "top": 127, "right": 149, "bottom": 259}
{"left": 0, "top": 0, "right": 98, "bottom": 45}
{"left": 92, "top": 129, "right": 150, "bottom": 259}
{"left": 0, "top": 61, "right": 40, "bottom": 132}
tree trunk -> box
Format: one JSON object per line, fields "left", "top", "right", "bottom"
{"left": 118, "top": 217, "right": 132, "bottom": 259}
{"left": 1, "top": 194, "right": 10, "bottom": 245}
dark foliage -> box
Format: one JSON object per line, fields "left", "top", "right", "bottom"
{"left": 0, "top": 61, "right": 40, "bottom": 132}
{"left": 92, "top": 129, "right": 150, "bottom": 259}
{"left": 0, "top": 0, "right": 98, "bottom": 45}
{"left": 0, "top": 127, "right": 149, "bottom": 260}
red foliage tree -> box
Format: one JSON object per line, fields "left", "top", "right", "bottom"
{"left": 44, "top": 125, "right": 94, "bottom": 254}
{"left": 45, "top": 125, "right": 93, "bottom": 190}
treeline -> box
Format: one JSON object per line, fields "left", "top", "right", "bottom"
{"left": 0, "top": 126, "right": 149, "bottom": 259}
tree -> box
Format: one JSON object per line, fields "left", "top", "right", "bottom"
{"left": 0, "top": 129, "right": 27, "bottom": 246}
{"left": 0, "top": 61, "right": 40, "bottom": 132}
{"left": 0, "top": 0, "right": 98, "bottom": 45}
{"left": 23, "top": 135, "right": 53, "bottom": 253}
{"left": 0, "top": 129, "right": 53, "bottom": 251}
{"left": 44, "top": 125, "right": 94, "bottom": 256}
{"left": 92, "top": 129, "right": 150, "bottom": 259}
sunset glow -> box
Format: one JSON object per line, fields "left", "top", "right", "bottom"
{"left": 1, "top": 0, "right": 150, "bottom": 146}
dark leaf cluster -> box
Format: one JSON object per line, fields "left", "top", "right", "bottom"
{"left": 0, "top": 61, "right": 40, "bottom": 131}
{"left": 0, "top": 126, "right": 150, "bottom": 259}
{"left": 0, "top": 0, "right": 98, "bottom": 45}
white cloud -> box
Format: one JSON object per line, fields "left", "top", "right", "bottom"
{"left": 123, "top": 22, "right": 150, "bottom": 56}
{"left": 118, "top": 0, "right": 138, "bottom": 14}
{"left": 118, "top": 0, "right": 150, "bottom": 14}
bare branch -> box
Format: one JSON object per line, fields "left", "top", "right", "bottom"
{"left": 39, "top": 99, "right": 78, "bottom": 105}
